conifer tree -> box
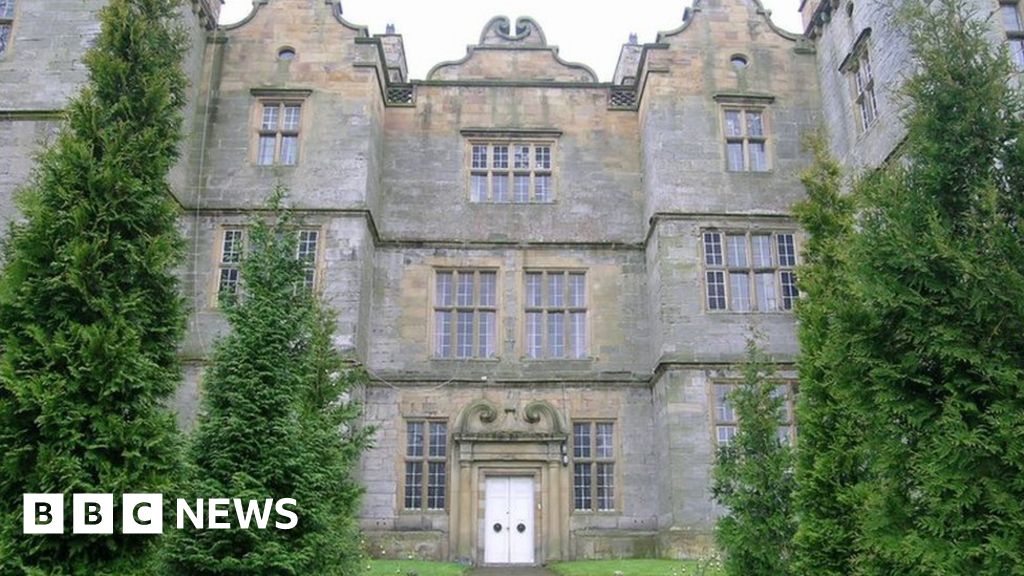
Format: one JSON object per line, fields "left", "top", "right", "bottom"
{"left": 793, "top": 0, "right": 1024, "bottom": 573}
{"left": 165, "top": 193, "right": 373, "bottom": 576}
{"left": 0, "top": 0, "right": 188, "bottom": 573}
{"left": 711, "top": 338, "right": 796, "bottom": 576}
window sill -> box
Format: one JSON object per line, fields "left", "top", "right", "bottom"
{"left": 469, "top": 201, "right": 557, "bottom": 205}
{"left": 725, "top": 169, "right": 775, "bottom": 175}
{"left": 519, "top": 356, "right": 595, "bottom": 362}
{"left": 430, "top": 357, "right": 501, "bottom": 363}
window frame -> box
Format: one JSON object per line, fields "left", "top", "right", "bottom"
{"left": 1002, "top": 1, "right": 1024, "bottom": 69}
{"left": 721, "top": 107, "right": 770, "bottom": 172}
{"left": 0, "top": 0, "right": 15, "bottom": 58}
{"left": 711, "top": 381, "right": 798, "bottom": 448}
{"left": 571, "top": 420, "right": 618, "bottom": 513}
{"left": 522, "top": 269, "right": 589, "bottom": 360}
{"left": 431, "top": 269, "right": 500, "bottom": 360}
{"left": 402, "top": 419, "right": 449, "bottom": 512}
{"left": 701, "top": 230, "right": 799, "bottom": 313}
{"left": 250, "top": 89, "right": 311, "bottom": 167}
{"left": 212, "top": 225, "right": 322, "bottom": 307}
{"left": 466, "top": 139, "right": 556, "bottom": 204}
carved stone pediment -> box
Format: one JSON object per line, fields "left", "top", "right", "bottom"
{"left": 454, "top": 399, "right": 567, "bottom": 441}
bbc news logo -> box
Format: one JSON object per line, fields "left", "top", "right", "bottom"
{"left": 23, "top": 494, "right": 298, "bottom": 534}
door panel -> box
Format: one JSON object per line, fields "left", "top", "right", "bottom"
{"left": 483, "top": 476, "right": 535, "bottom": 564}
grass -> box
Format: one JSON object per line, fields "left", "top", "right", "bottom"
{"left": 364, "top": 559, "right": 468, "bottom": 576}
{"left": 549, "top": 559, "right": 724, "bottom": 576}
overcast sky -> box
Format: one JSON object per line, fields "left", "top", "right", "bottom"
{"left": 219, "top": 0, "right": 805, "bottom": 81}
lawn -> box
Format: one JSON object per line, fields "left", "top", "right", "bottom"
{"left": 364, "top": 559, "right": 468, "bottom": 575}
{"left": 549, "top": 559, "right": 724, "bottom": 576}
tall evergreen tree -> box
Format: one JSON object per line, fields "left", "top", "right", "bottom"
{"left": 0, "top": 0, "right": 188, "bottom": 573}
{"left": 165, "top": 193, "right": 373, "bottom": 576}
{"left": 794, "top": 0, "right": 1024, "bottom": 573}
{"left": 711, "top": 338, "right": 796, "bottom": 576}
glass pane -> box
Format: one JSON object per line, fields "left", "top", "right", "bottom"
{"left": 726, "top": 235, "right": 747, "bottom": 267}
{"left": 773, "top": 386, "right": 791, "bottom": 422}
{"left": 427, "top": 461, "right": 446, "bottom": 509}
{"left": 404, "top": 462, "right": 423, "bottom": 509}
{"left": 717, "top": 425, "right": 737, "bottom": 446}
{"left": 478, "top": 272, "right": 496, "bottom": 307}
{"left": 749, "top": 141, "right": 767, "bottom": 172}
{"left": 492, "top": 145, "right": 509, "bottom": 169}
{"left": 479, "top": 311, "right": 496, "bottom": 358}
{"left": 781, "top": 271, "right": 798, "bottom": 310}
{"left": 570, "top": 312, "right": 586, "bottom": 359}
{"left": 526, "top": 312, "right": 543, "bottom": 358}
{"left": 756, "top": 272, "right": 777, "bottom": 311}
{"left": 573, "top": 423, "right": 591, "bottom": 458}
{"left": 1012, "top": 40, "right": 1024, "bottom": 70}
{"left": 514, "top": 145, "right": 530, "bottom": 169}
{"left": 746, "top": 111, "right": 764, "bottom": 137}
{"left": 548, "top": 273, "right": 565, "bottom": 307}
{"left": 0, "top": 25, "right": 9, "bottom": 57}
{"left": 456, "top": 273, "right": 473, "bottom": 306}
{"left": 492, "top": 174, "right": 509, "bottom": 202}
{"left": 724, "top": 110, "right": 742, "bottom": 136}
{"left": 548, "top": 312, "right": 565, "bottom": 358}
{"left": 706, "top": 271, "right": 726, "bottom": 310}
{"left": 280, "top": 136, "right": 298, "bottom": 165}
{"left": 715, "top": 384, "right": 734, "bottom": 422}
{"left": 751, "top": 235, "right": 772, "bottom": 267}
{"left": 526, "top": 273, "right": 543, "bottom": 307}
{"left": 471, "top": 173, "right": 488, "bottom": 202}
{"left": 257, "top": 136, "right": 276, "bottom": 165}
{"left": 514, "top": 175, "right": 530, "bottom": 203}
{"left": 435, "top": 311, "right": 451, "bottom": 357}
{"left": 596, "top": 423, "right": 614, "bottom": 458}
{"left": 727, "top": 142, "right": 745, "bottom": 171}
{"left": 221, "top": 229, "right": 243, "bottom": 263}
{"left": 704, "top": 232, "right": 723, "bottom": 266}
{"left": 282, "top": 104, "right": 301, "bottom": 131}
{"left": 218, "top": 268, "right": 239, "bottom": 297}
{"left": 1003, "top": 4, "right": 1022, "bottom": 30}
{"left": 407, "top": 422, "right": 424, "bottom": 457}
{"left": 568, "top": 274, "right": 586, "bottom": 307}
{"left": 729, "top": 273, "right": 751, "bottom": 312}
{"left": 297, "top": 230, "right": 318, "bottom": 262}
{"left": 435, "top": 272, "right": 453, "bottom": 306}
{"left": 596, "top": 463, "right": 614, "bottom": 511}
{"left": 472, "top": 145, "right": 487, "bottom": 169}
{"left": 534, "top": 174, "right": 551, "bottom": 202}
{"left": 535, "top": 146, "right": 551, "bottom": 169}
{"left": 0, "top": 1, "right": 12, "bottom": 19}
{"left": 777, "top": 234, "right": 796, "bottom": 266}
{"left": 456, "top": 312, "right": 473, "bottom": 358}
{"left": 574, "top": 463, "right": 592, "bottom": 511}
{"left": 429, "top": 422, "right": 447, "bottom": 457}
{"left": 261, "top": 104, "right": 279, "bottom": 130}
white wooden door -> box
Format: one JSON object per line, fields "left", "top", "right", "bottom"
{"left": 484, "top": 476, "right": 535, "bottom": 564}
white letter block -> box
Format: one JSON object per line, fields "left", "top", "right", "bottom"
{"left": 23, "top": 494, "right": 63, "bottom": 534}
{"left": 73, "top": 493, "right": 113, "bottom": 534}
{"left": 123, "top": 493, "right": 163, "bottom": 534}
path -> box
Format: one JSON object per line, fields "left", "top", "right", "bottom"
{"left": 466, "top": 567, "right": 557, "bottom": 576}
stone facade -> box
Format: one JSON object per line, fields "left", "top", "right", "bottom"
{"left": 5, "top": 0, "right": 1001, "bottom": 566}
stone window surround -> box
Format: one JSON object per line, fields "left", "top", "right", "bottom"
{"left": 523, "top": 268, "right": 590, "bottom": 361}
{"left": 713, "top": 93, "right": 775, "bottom": 173}
{"left": 461, "top": 127, "right": 561, "bottom": 204}
{"left": 570, "top": 419, "right": 619, "bottom": 513}
{"left": 838, "top": 29, "right": 879, "bottom": 133}
{"left": 700, "top": 229, "right": 799, "bottom": 314}
{"left": 710, "top": 380, "right": 798, "bottom": 447}
{"left": 211, "top": 223, "right": 323, "bottom": 307}
{"left": 250, "top": 88, "right": 312, "bottom": 167}
{"left": 0, "top": 0, "right": 14, "bottom": 58}
{"left": 402, "top": 418, "right": 449, "bottom": 512}
{"left": 431, "top": 268, "right": 501, "bottom": 360}
{"left": 1001, "top": 1, "right": 1024, "bottom": 69}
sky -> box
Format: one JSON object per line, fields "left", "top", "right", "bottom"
{"left": 218, "top": 0, "right": 805, "bottom": 81}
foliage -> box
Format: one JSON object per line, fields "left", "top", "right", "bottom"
{"left": 0, "top": 0, "right": 189, "bottom": 573}
{"left": 793, "top": 0, "right": 1024, "bottom": 573}
{"left": 711, "top": 338, "right": 796, "bottom": 576}
{"left": 164, "top": 190, "right": 374, "bottom": 575}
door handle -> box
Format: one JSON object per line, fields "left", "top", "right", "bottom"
{"left": 516, "top": 523, "right": 526, "bottom": 533}
{"left": 493, "top": 522, "right": 502, "bottom": 533}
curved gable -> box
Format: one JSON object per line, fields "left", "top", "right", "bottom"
{"left": 426, "top": 16, "right": 598, "bottom": 83}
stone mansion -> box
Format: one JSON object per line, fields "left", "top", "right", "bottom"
{"left": 0, "top": 0, "right": 1011, "bottom": 566}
